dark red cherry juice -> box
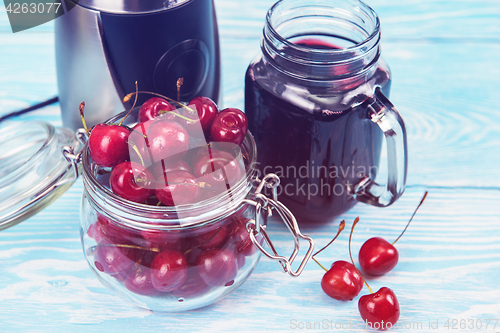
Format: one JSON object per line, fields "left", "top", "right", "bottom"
{"left": 244, "top": 39, "right": 391, "bottom": 223}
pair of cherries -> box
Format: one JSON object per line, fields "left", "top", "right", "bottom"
{"left": 88, "top": 212, "right": 260, "bottom": 297}
{"left": 314, "top": 192, "right": 427, "bottom": 330}
{"left": 82, "top": 92, "right": 249, "bottom": 207}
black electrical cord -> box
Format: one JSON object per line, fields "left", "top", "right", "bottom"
{"left": 0, "top": 96, "right": 59, "bottom": 122}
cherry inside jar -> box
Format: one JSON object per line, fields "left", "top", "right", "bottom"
{"left": 245, "top": 0, "right": 407, "bottom": 224}
{"left": 79, "top": 108, "right": 265, "bottom": 312}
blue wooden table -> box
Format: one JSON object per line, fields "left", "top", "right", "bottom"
{"left": 1, "top": 0, "right": 500, "bottom": 332}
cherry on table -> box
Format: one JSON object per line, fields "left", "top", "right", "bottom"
{"left": 359, "top": 237, "right": 399, "bottom": 276}
{"left": 88, "top": 124, "right": 130, "bottom": 167}
{"left": 358, "top": 192, "right": 427, "bottom": 276}
{"left": 150, "top": 249, "right": 188, "bottom": 292}
{"left": 210, "top": 108, "right": 248, "bottom": 146}
{"left": 311, "top": 220, "right": 362, "bottom": 301}
{"left": 358, "top": 287, "right": 400, "bottom": 330}
{"left": 110, "top": 161, "right": 154, "bottom": 203}
{"left": 321, "top": 260, "right": 363, "bottom": 301}
{"left": 138, "top": 97, "right": 176, "bottom": 122}
{"left": 348, "top": 217, "right": 401, "bottom": 330}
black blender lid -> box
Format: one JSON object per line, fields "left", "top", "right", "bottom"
{"left": 74, "top": 0, "right": 192, "bottom": 14}
{"left": 0, "top": 121, "right": 80, "bottom": 231}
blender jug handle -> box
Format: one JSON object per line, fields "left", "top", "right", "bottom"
{"left": 354, "top": 88, "right": 408, "bottom": 207}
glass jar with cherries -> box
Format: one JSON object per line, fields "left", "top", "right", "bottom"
{"left": 65, "top": 96, "right": 313, "bottom": 312}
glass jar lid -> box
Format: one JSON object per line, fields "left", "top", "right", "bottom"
{"left": 0, "top": 121, "right": 80, "bottom": 230}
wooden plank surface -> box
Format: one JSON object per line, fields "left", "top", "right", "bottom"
{"left": 1, "top": 0, "right": 500, "bottom": 332}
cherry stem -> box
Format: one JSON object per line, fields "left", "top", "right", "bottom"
{"left": 129, "top": 128, "right": 147, "bottom": 139}
{"left": 79, "top": 102, "right": 89, "bottom": 135}
{"left": 131, "top": 257, "right": 144, "bottom": 273}
{"left": 310, "top": 220, "right": 345, "bottom": 273}
{"left": 313, "top": 220, "right": 345, "bottom": 257}
{"left": 94, "top": 243, "right": 160, "bottom": 253}
{"left": 118, "top": 81, "right": 138, "bottom": 127}
{"left": 127, "top": 142, "right": 145, "bottom": 167}
{"left": 123, "top": 91, "right": 196, "bottom": 114}
{"left": 158, "top": 110, "right": 196, "bottom": 123}
{"left": 348, "top": 217, "right": 373, "bottom": 294}
{"left": 392, "top": 191, "right": 428, "bottom": 245}
{"left": 177, "top": 77, "right": 183, "bottom": 102}
{"left": 311, "top": 257, "right": 328, "bottom": 272}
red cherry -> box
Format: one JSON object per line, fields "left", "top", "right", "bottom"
{"left": 195, "top": 248, "right": 238, "bottom": 287}
{"left": 359, "top": 237, "right": 399, "bottom": 276}
{"left": 129, "top": 121, "right": 154, "bottom": 167}
{"left": 229, "top": 218, "right": 260, "bottom": 256}
{"left": 195, "top": 224, "right": 229, "bottom": 250}
{"left": 140, "top": 228, "right": 182, "bottom": 250}
{"left": 154, "top": 170, "right": 201, "bottom": 206}
{"left": 110, "top": 161, "right": 154, "bottom": 203}
{"left": 358, "top": 192, "right": 428, "bottom": 276}
{"left": 210, "top": 108, "right": 248, "bottom": 145}
{"left": 172, "top": 267, "right": 211, "bottom": 298}
{"left": 150, "top": 249, "right": 188, "bottom": 292}
{"left": 236, "top": 252, "right": 246, "bottom": 269}
{"left": 124, "top": 265, "right": 160, "bottom": 296}
{"left": 320, "top": 260, "right": 363, "bottom": 301}
{"left": 192, "top": 147, "right": 245, "bottom": 192}
{"left": 88, "top": 124, "right": 130, "bottom": 167}
{"left": 138, "top": 97, "right": 176, "bottom": 122}
{"left": 93, "top": 238, "right": 136, "bottom": 275}
{"left": 87, "top": 221, "right": 105, "bottom": 243}
{"left": 186, "top": 96, "right": 219, "bottom": 134}
{"left": 96, "top": 213, "right": 135, "bottom": 244}
{"left": 358, "top": 287, "right": 400, "bottom": 330}
{"left": 112, "top": 268, "right": 131, "bottom": 282}
{"left": 143, "top": 195, "right": 164, "bottom": 206}
{"left": 146, "top": 120, "right": 190, "bottom": 162}
{"left": 151, "top": 159, "right": 192, "bottom": 179}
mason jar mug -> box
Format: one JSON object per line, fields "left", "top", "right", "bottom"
{"left": 245, "top": 0, "right": 408, "bottom": 224}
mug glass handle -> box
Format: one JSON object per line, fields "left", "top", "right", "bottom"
{"left": 355, "top": 88, "right": 408, "bottom": 207}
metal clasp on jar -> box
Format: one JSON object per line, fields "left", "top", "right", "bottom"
{"left": 61, "top": 129, "right": 87, "bottom": 181}
{"left": 242, "top": 174, "right": 315, "bottom": 277}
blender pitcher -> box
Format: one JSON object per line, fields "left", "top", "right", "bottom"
{"left": 55, "top": 0, "right": 221, "bottom": 130}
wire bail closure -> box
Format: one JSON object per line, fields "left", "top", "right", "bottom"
{"left": 60, "top": 129, "right": 87, "bottom": 184}
{"left": 242, "top": 174, "right": 315, "bottom": 277}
